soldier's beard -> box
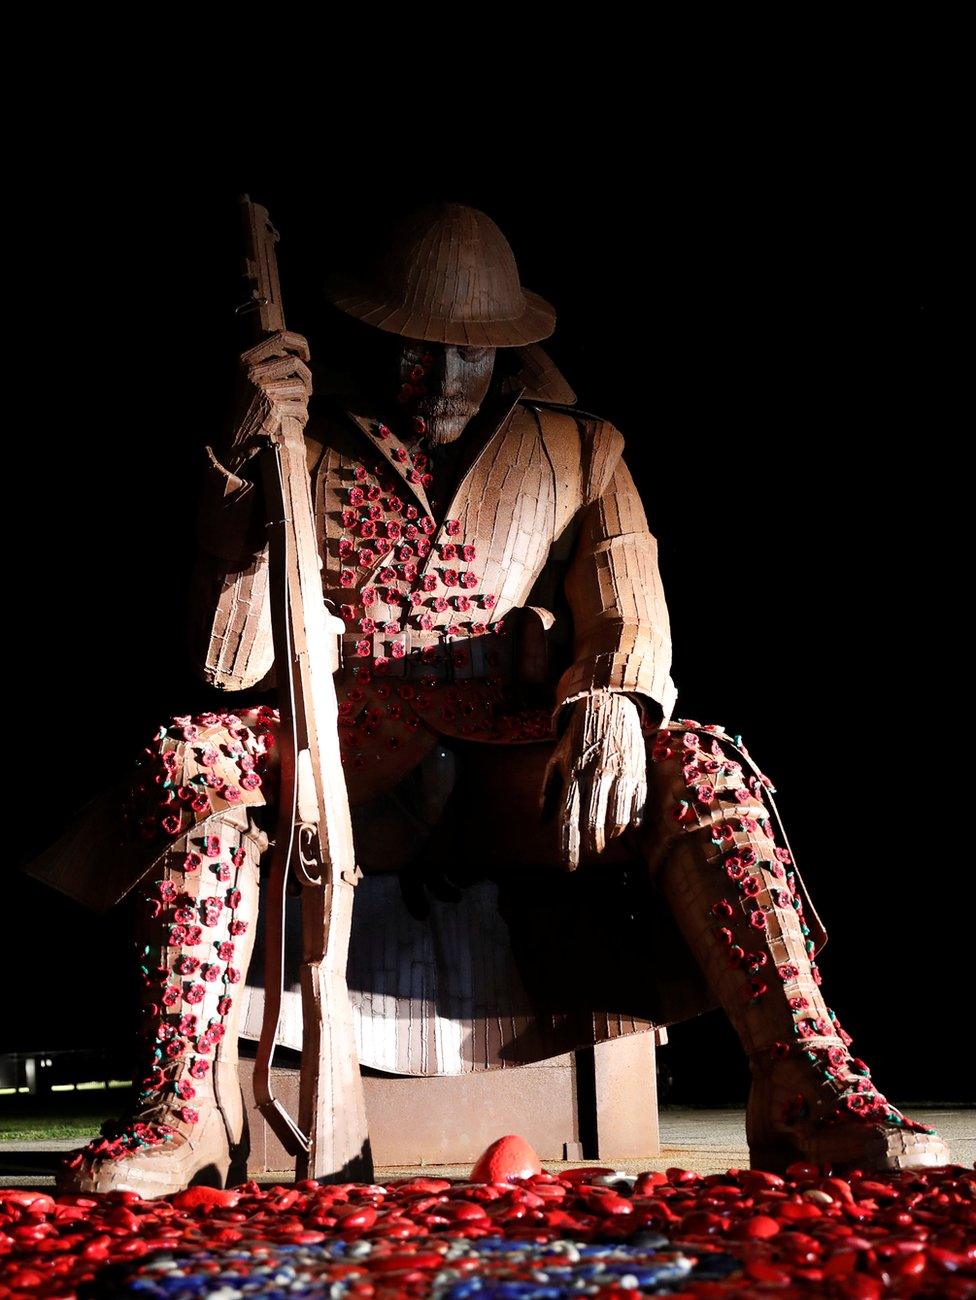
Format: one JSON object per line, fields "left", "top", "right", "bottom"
{"left": 416, "top": 397, "right": 479, "bottom": 445}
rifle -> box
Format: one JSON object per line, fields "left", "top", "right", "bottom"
{"left": 237, "top": 196, "right": 373, "bottom": 1182}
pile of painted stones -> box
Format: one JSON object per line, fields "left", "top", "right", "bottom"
{"left": 2, "top": 1159, "right": 974, "bottom": 1298}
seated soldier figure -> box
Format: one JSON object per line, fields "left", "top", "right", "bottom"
{"left": 46, "top": 201, "right": 949, "bottom": 1195}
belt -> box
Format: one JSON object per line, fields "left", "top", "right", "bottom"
{"left": 337, "top": 626, "right": 513, "bottom": 683}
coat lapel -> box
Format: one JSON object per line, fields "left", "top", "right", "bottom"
{"left": 338, "top": 382, "right": 527, "bottom": 532}
{"left": 341, "top": 403, "right": 434, "bottom": 521}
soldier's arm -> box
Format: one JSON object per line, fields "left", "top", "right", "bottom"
{"left": 185, "top": 446, "right": 274, "bottom": 691}
{"left": 553, "top": 422, "right": 677, "bottom": 730}
{"left": 184, "top": 331, "right": 312, "bottom": 691}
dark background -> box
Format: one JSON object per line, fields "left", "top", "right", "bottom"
{"left": 5, "top": 114, "right": 969, "bottom": 1103}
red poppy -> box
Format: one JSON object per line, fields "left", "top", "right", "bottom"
{"left": 441, "top": 543, "right": 457, "bottom": 561}
{"left": 420, "top": 515, "right": 435, "bottom": 533}
{"left": 461, "top": 572, "right": 478, "bottom": 589}
{"left": 217, "top": 996, "right": 233, "bottom": 1015}
{"left": 227, "top": 889, "right": 241, "bottom": 909}
{"left": 189, "top": 1059, "right": 209, "bottom": 1079}
{"left": 445, "top": 519, "right": 461, "bottom": 536}
{"left": 401, "top": 562, "right": 418, "bottom": 581}
{"left": 789, "top": 996, "right": 810, "bottom": 1012}
{"left": 470, "top": 622, "right": 488, "bottom": 636}
{"left": 161, "top": 986, "right": 180, "bottom": 1007}
{"left": 176, "top": 956, "right": 200, "bottom": 976}
{"left": 442, "top": 569, "right": 459, "bottom": 586}
{"left": 725, "top": 861, "right": 747, "bottom": 882}
{"left": 715, "top": 927, "right": 734, "bottom": 945}
{"left": 225, "top": 967, "right": 241, "bottom": 984}
{"left": 749, "top": 909, "right": 768, "bottom": 930}
{"left": 462, "top": 544, "right": 476, "bottom": 561}
{"left": 390, "top": 641, "right": 406, "bottom": 659}
{"left": 741, "top": 876, "right": 762, "bottom": 897}
{"left": 176, "top": 1080, "right": 196, "bottom": 1100}
{"left": 184, "top": 984, "right": 205, "bottom": 1005}
{"left": 728, "top": 945, "right": 745, "bottom": 965}
{"left": 348, "top": 487, "right": 365, "bottom": 506}
{"left": 482, "top": 593, "right": 496, "bottom": 608}
{"left": 711, "top": 899, "right": 735, "bottom": 920}
{"left": 185, "top": 926, "right": 203, "bottom": 945}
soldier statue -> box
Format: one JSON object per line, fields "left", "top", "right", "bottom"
{"left": 31, "top": 200, "right": 949, "bottom": 1195}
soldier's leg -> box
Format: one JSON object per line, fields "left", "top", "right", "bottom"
{"left": 642, "top": 717, "right": 951, "bottom": 1172}
{"left": 57, "top": 706, "right": 278, "bottom": 1196}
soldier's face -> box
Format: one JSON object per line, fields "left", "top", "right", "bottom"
{"left": 397, "top": 339, "right": 496, "bottom": 445}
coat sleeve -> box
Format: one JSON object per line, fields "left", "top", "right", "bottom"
{"left": 185, "top": 444, "right": 275, "bottom": 692}
{"left": 552, "top": 420, "right": 677, "bottom": 727}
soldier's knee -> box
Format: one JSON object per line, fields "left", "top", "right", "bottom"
{"left": 646, "top": 717, "right": 773, "bottom": 837}
{"left": 129, "top": 707, "right": 279, "bottom": 846}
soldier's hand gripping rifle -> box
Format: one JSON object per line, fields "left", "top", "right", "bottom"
{"left": 235, "top": 196, "right": 372, "bottom": 1182}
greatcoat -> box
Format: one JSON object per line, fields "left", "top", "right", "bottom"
{"left": 25, "top": 346, "right": 827, "bottom": 1075}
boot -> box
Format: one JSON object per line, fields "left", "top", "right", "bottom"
{"left": 57, "top": 806, "right": 264, "bottom": 1196}
{"left": 646, "top": 719, "right": 951, "bottom": 1174}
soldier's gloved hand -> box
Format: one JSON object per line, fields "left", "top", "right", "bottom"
{"left": 542, "top": 692, "right": 647, "bottom": 871}
{"left": 230, "top": 330, "right": 313, "bottom": 460}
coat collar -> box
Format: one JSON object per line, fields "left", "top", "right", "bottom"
{"left": 333, "top": 382, "right": 525, "bottom": 524}
{"left": 317, "top": 345, "right": 573, "bottom": 522}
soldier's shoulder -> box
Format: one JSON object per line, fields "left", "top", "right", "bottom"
{"left": 520, "top": 399, "right": 625, "bottom": 500}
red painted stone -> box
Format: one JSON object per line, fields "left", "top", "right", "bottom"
{"left": 469, "top": 1134, "right": 542, "bottom": 1184}
{"left": 170, "top": 1186, "right": 241, "bottom": 1210}
{"left": 558, "top": 1166, "right": 618, "bottom": 1185}
{"left": 731, "top": 1213, "right": 780, "bottom": 1239}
